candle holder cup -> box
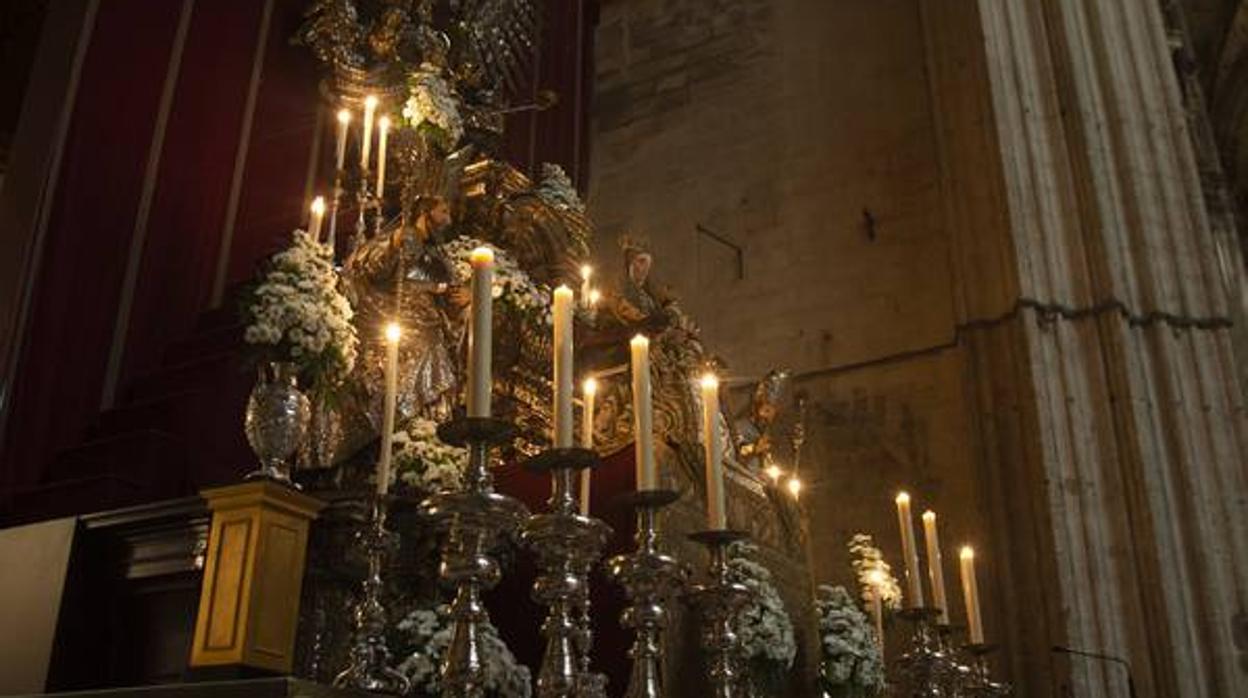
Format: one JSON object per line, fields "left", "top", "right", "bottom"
{"left": 521, "top": 447, "right": 614, "bottom": 698}
{"left": 685, "top": 529, "right": 753, "bottom": 698}
{"left": 333, "top": 494, "right": 410, "bottom": 694}
{"left": 420, "top": 416, "right": 530, "bottom": 698}
{"left": 606, "top": 489, "right": 688, "bottom": 698}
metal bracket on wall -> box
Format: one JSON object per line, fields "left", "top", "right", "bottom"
{"left": 695, "top": 223, "right": 744, "bottom": 280}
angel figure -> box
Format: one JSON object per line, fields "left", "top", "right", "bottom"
{"left": 732, "top": 369, "right": 792, "bottom": 475}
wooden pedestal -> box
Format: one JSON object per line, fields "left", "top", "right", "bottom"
{"left": 188, "top": 481, "right": 324, "bottom": 674}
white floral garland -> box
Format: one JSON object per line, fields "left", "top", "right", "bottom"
{"left": 391, "top": 417, "right": 468, "bottom": 494}
{"left": 848, "top": 533, "right": 903, "bottom": 611}
{"left": 242, "top": 229, "right": 358, "bottom": 388}
{"left": 396, "top": 605, "right": 532, "bottom": 697}
{"left": 442, "top": 237, "right": 553, "bottom": 326}
{"left": 727, "top": 542, "right": 797, "bottom": 688}
{"left": 816, "top": 584, "right": 886, "bottom": 695}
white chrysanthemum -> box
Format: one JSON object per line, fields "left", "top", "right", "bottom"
{"left": 816, "top": 584, "right": 886, "bottom": 694}
{"left": 848, "top": 533, "right": 903, "bottom": 611}
{"left": 396, "top": 605, "right": 531, "bottom": 697}
{"left": 726, "top": 542, "right": 797, "bottom": 689}
{"left": 403, "top": 64, "right": 465, "bottom": 146}
{"left": 442, "top": 237, "right": 554, "bottom": 327}
{"left": 391, "top": 418, "right": 469, "bottom": 494}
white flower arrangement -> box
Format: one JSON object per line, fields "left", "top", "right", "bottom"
{"left": 534, "top": 163, "right": 585, "bottom": 214}
{"left": 396, "top": 605, "right": 532, "bottom": 698}
{"left": 848, "top": 533, "right": 903, "bottom": 611}
{"left": 241, "top": 229, "right": 358, "bottom": 388}
{"left": 403, "top": 63, "right": 465, "bottom": 151}
{"left": 727, "top": 542, "right": 797, "bottom": 692}
{"left": 391, "top": 417, "right": 469, "bottom": 494}
{"left": 815, "top": 585, "right": 885, "bottom": 695}
{"left": 442, "top": 236, "right": 553, "bottom": 326}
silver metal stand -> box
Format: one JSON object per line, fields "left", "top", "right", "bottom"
{"left": 685, "top": 530, "right": 752, "bottom": 698}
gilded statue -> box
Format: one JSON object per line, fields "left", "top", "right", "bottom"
{"left": 732, "top": 369, "right": 792, "bottom": 474}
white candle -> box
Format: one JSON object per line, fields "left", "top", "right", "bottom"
{"left": 580, "top": 265, "right": 593, "bottom": 307}
{"left": 377, "top": 322, "right": 401, "bottom": 496}
{"left": 334, "top": 108, "right": 351, "bottom": 171}
{"left": 960, "top": 546, "right": 984, "bottom": 644}
{"left": 309, "top": 196, "right": 325, "bottom": 241}
{"left": 580, "top": 377, "right": 597, "bottom": 516}
{"left": 553, "top": 285, "right": 575, "bottom": 448}
{"left": 895, "top": 492, "right": 925, "bottom": 608}
{"left": 922, "top": 510, "right": 950, "bottom": 624}
{"left": 361, "top": 95, "right": 378, "bottom": 168}
{"left": 701, "top": 373, "right": 726, "bottom": 529}
{"left": 467, "top": 247, "right": 494, "bottom": 417}
{"left": 631, "top": 335, "right": 656, "bottom": 490}
{"left": 375, "top": 115, "right": 390, "bottom": 194}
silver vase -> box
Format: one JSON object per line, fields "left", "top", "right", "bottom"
{"left": 244, "top": 361, "right": 311, "bottom": 486}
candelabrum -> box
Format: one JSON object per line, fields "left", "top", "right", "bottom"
{"left": 955, "top": 645, "right": 1011, "bottom": 697}
{"left": 606, "top": 489, "right": 688, "bottom": 698}
{"left": 521, "top": 448, "right": 613, "bottom": 698}
{"left": 421, "top": 417, "right": 530, "bottom": 698}
{"left": 685, "top": 530, "right": 752, "bottom": 698}
{"left": 895, "top": 608, "right": 957, "bottom": 697}
{"left": 333, "top": 494, "right": 410, "bottom": 694}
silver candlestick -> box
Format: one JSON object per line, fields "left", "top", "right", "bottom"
{"left": 421, "top": 417, "right": 530, "bottom": 698}
{"left": 685, "top": 530, "right": 752, "bottom": 698}
{"left": 333, "top": 494, "right": 410, "bottom": 694}
{"left": 896, "top": 608, "right": 955, "bottom": 697}
{"left": 521, "top": 448, "right": 613, "bottom": 698}
{"left": 606, "top": 489, "right": 688, "bottom": 698}
{"left": 956, "top": 644, "right": 1011, "bottom": 696}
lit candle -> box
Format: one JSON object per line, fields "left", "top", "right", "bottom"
{"left": 377, "top": 322, "right": 401, "bottom": 496}
{"left": 467, "top": 247, "right": 494, "bottom": 417}
{"left": 922, "top": 510, "right": 950, "bottom": 624}
{"left": 553, "top": 285, "right": 575, "bottom": 448}
{"left": 631, "top": 335, "right": 656, "bottom": 490}
{"left": 867, "top": 569, "right": 886, "bottom": 659}
{"left": 580, "top": 377, "right": 597, "bottom": 516}
{"left": 960, "top": 546, "right": 984, "bottom": 644}
{"left": 334, "top": 109, "right": 351, "bottom": 171}
{"left": 580, "top": 265, "right": 593, "bottom": 307}
{"left": 895, "top": 492, "right": 924, "bottom": 608}
{"left": 309, "top": 196, "right": 325, "bottom": 241}
{"left": 375, "top": 115, "right": 390, "bottom": 194}
{"left": 361, "top": 95, "right": 378, "bottom": 168}
{"left": 701, "top": 373, "right": 726, "bottom": 529}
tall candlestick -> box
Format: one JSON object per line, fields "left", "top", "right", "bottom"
{"left": 334, "top": 108, "right": 351, "bottom": 171}
{"left": 377, "top": 322, "right": 401, "bottom": 495}
{"left": 895, "top": 492, "right": 924, "bottom": 608}
{"left": 700, "top": 373, "right": 726, "bottom": 529}
{"left": 361, "top": 95, "right": 378, "bottom": 168}
{"left": 375, "top": 115, "right": 390, "bottom": 194}
{"left": 580, "top": 265, "right": 593, "bottom": 307}
{"left": 552, "top": 285, "right": 575, "bottom": 448}
{"left": 922, "top": 510, "right": 949, "bottom": 624}
{"left": 467, "top": 248, "right": 494, "bottom": 417}
{"left": 309, "top": 196, "right": 326, "bottom": 241}
{"left": 580, "top": 377, "right": 597, "bottom": 516}
{"left": 630, "top": 335, "right": 656, "bottom": 490}
{"left": 960, "top": 546, "right": 984, "bottom": 643}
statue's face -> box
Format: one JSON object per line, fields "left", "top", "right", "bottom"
{"left": 428, "top": 200, "right": 452, "bottom": 232}
{"left": 755, "top": 401, "right": 777, "bottom": 424}
{"left": 628, "top": 252, "right": 652, "bottom": 284}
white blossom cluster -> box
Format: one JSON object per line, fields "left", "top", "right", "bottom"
{"left": 727, "top": 542, "right": 797, "bottom": 684}
{"left": 242, "top": 229, "right": 358, "bottom": 387}
{"left": 534, "top": 163, "right": 585, "bottom": 214}
{"left": 396, "top": 605, "right": 532, "bottom": 697}
{"left": 848, "top": 533, "right": 903, "bottom": 611}
{"left": 391, "top": 418, "right": 469, "bottom": 494}
{"left": 403, "top": 64, "right": 465, "bottom": 148}
{"left": 442, "top": 236, "right": 553, "bottom": 326}
{"left": 815, "top": 585, "right": 886, "bottom": 695}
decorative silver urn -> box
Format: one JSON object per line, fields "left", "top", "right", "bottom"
{"left": 244, "top": 361, "right": 311, "bottom": 486}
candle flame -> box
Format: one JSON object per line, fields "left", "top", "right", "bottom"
{"left": 580, "top": 264, "right": 593, "bottom": 280}
{"left": 922, "top": 510, "right": 936, "bottom": 522}
{"left": 787, "top": 476, "right": 802, "bottom": 496}
{"left": 384, "top": 322, "right": 401, "bottom": 343}
{"left": 588, "top": 289, "right": 601, "bottom": 306}
{"left": 310, "top": 196, "right": 325, "bottom": 215}
{"left": 583, "top": 377, "right": 598, "bottom": 396}
{"left": 554, "top": 284, "right": 574, "bottom": 298}
{"left": 896, "top": 491, "right": 911, "bottom": 505}
{"left": 630, "top": 334, "right": 649, "bottom": 349}
{"left": 379, "top": 115, "right": 391, "bottom": 131}
{"left": 765, "top": 463, "right": 783, "bottom": 482}
{"left": 960, "top": 546, "right": 975, "bottom": 560}
{"left": 364, "top": 95, "right": 379, "bottom": 109}
{"left": 470, "top": 247, "right": 495, "bottom": 265}
{"left": 337, "top": 109, "right": 351, "bottom": 124}
{"left": 700, "top": 373, "right": 719, "bottom": 390}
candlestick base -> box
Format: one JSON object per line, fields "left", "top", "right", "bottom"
{"left": 606, "top": 489, "right": 688, "bottom": 698}
{"left": 685, "top": 529, "right": 752, "bottom": 698}
{"left": 895, "top": 607, "right": 957, "bottom": 697}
